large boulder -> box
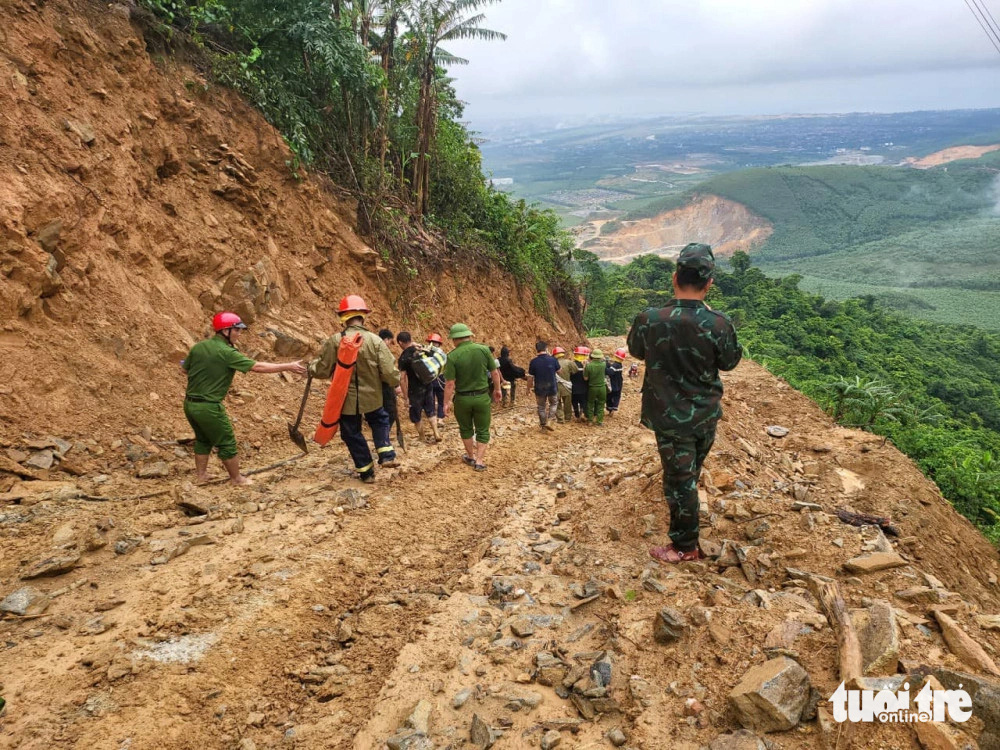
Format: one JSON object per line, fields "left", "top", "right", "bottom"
{"left": 729, "top": 656, "right": 810, "bottom": 732}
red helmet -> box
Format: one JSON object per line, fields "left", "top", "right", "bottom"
{"left": 426, "top": 333, "right": 443, "bottom": 345}
{"left": 212, "top": 312, "right": 247, "bottom": 332}
{"left": 614, "top": 348, "right": 628, "bottom": 360}
{"left": 338, "top": 294, "right": 371, "bottom": 315}
{"left": 552, "top": 346, "right": 566, "bottom": 356}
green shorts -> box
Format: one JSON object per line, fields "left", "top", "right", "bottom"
{"left": 453, "top": 392, "right": 492, "bottom": 444}
{"left": 183, "top": 400, "right": 239, "bottom": 459}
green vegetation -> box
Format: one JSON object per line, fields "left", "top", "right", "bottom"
{"left": 579, "top": 250, "right": 1000, "bottom": 542}
{"left": 140, "top": 0, "right": 578, "bottom": 318}
{"left": 702, "top": 158, "right": 999, "bottom": 262}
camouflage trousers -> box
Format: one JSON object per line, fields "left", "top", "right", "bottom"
{"left": 655, "top": 427, "right": 716, "bottom": 553}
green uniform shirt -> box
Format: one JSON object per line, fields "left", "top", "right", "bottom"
{"left": 582, "top": 360, "right": 608, "bottom": 390}
{"left": 310, "top": 324, "right": 400, "bottom": 416}
{"left": 443, "top": 341, "right": 496, "bottom": 393}
{"left": 627, "top": 298, "right": 741, "bottom": 437}
{"left": 183, "top": 335, "right": 257, "bottom": 402}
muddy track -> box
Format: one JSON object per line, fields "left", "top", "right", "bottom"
{"left": 1, "top": 401, "right": 608, "bottom": 749}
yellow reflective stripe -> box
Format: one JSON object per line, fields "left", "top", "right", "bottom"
{"left": 376, "top": 446, "right": 394, "bottom": 454}
{"left": 356, "top": 462, "right": 374, "bottom": 473}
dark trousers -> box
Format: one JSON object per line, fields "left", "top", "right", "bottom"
{"left": 340, "top": 408, "right": 395, "bottom": 476}
{"left": 428, "top": 379, "right": 445, "bottom": 418}
{"left": 656, "top": 427, "right": 716, "bottom": 552}
{"left": 571, "top": 392, "right": 587, "bottom": 418}
{"left": 606, "top": 388, "right": 623, "bottom": 412}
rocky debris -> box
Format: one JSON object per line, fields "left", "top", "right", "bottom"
{"left": 64, "top": 118, "right": 96, "bottom": 144}
{"left": 150, "top": 540, "right": 190, "bottom": 566}
{"left": 895, "top": 586, "right": 945, "bottom": 604}
{"left": 766, "top": 425, "right": 789, "bottom": 438}
{"left": 933, "top": 610, "right": 1000, "bottom": 677}
{"left": 708, "top": 730, "right": 769, "bottom": 750}
{"left": 540, "top": 729, "right": 561, "bottom": 749}
{"left": 843, "top": 551, "right": 907, "bottom": 574}
{"left": 975, "top": 614, "right": 1000, "bottom": 631}
{"left": 223, "top": 517, "right": 244, "bottom": 535}
{"left": 20, "top": 551, "right": 81, "bottom": 579}
{"left": 536, "top": 652, "right": 569, "bottom": 686}
{"left": 470, "top": 713, "right": 495, "bottom": 749}
{"left": 851, "top": 600, "right": 899, "bottom": 676}
{"left": 606, "top": 728, "right": 627, "bottom": 747}
{"left": 176, "top": 492, "right": 213, "bottom": 516}
{"left": 510, "top": 617, "right": 535, "bottom": 638}
{"left": 114, "top": 537, "right": 143, "bottom": 555}
{"left": 653, "top": 607, "right": 687, "bottom": 644}
{"left": 729, "top": 656, "right": 810, "bottom": 732}
{"left": 453, "top": 687, "right": 473, "bottom": 709}
{"left": 406, "top": 699, "right": 432, "bottom": 734}
{"left": 25, "top": 450, "right": 56, "bottom": 470}
{"left": 912, "top": 717, "right": 976, "bottom": 750}
{"left": 1, "top": 586, "right": 51, "bottom": 616}
{"left": 136, "top": 461, "right": 170, "bottom": 479}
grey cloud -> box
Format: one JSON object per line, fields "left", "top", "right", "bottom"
{"left": 446, "top": 0, "right": 1000, "bottom": 117}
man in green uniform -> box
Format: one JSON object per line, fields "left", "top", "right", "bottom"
{"left": 442, "top": 323, "right": 502, "bottom": 471}
{"left": 627, "top": 243, "right": 742, "bottom": 563}
{"left": 582, "top": 350, "right": 609, "bottom": 426}
{"left": 183, "top": 311, "right": 306, "bottom": 486}
{"left": 310, "top": 295, "right": 400, "bottom": 483}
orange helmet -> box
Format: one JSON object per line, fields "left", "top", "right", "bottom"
{"left": 212, "top": 311, "right": 247, "bottom": 332}
{"left": 552, "top": 346, "right": 566, "bottom": 357}
{"left": 614, "top": 348, "right": 628, "bottom": 361}
{"left": 426, "top": 333, "right": 443, "bottom": 345}
{"left": 338, "top": 294, "right": 370, "bottom": 315}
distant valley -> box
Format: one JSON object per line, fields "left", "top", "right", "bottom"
{"left": 479, "top": 109, "right": 1000, "bottom": 328}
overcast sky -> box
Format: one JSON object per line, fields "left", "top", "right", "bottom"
{"left": 445, "top": 0, "right": 1000, "bottom": 124}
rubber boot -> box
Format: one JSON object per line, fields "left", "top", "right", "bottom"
{"left": 430, "top": 417, "right": 442, "bottom": 443}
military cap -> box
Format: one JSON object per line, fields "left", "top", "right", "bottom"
{"left": 677, "top": 243, "right": 715, "bottom": 280}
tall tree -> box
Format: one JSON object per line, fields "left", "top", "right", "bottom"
{"left": 404, "top": 0, "right": 505, "bottom": 217}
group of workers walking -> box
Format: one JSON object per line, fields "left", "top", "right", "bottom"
{"left": 181, "top": 243, "right": 740, "bottom": 565}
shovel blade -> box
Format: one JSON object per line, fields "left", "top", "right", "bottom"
{"left": 288, "top": 423, "right": 309, "bottom": 453}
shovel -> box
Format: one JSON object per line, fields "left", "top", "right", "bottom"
{"left": 287, "top": 373, "right": 313, "bottom": 453}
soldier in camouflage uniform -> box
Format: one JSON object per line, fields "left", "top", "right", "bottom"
{"left": 626, "top": 243, "right": 742, "bottom": 563}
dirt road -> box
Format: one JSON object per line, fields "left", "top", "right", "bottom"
{"left": 4, "top": 352, "right": 1000, "bottom": 749}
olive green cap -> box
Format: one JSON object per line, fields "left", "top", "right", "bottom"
{"left": 590, "top": 349, "right": 604, "bottom": 359}
{"left": 677, "top": 242, "right": 715, "bottom": 280}
{"left": 449, "top": 323, "right": 473, "bottom": 339}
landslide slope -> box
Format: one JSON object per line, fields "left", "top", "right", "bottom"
{"left": 4, "top": 352, "right": 1000, "bottom": 749}
{"left": 0, "top": 0, "right": 578, "bottom": 447}
{"left": 579, "top": 195, "right": 772, "bottom": 265}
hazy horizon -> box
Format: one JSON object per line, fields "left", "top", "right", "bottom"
{"left": 446, "top": 0, "right": 1000, "bottom": 130}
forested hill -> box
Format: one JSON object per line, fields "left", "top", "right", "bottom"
{"left": 617, "top": 151, "right": 1000, "bottom": 328}
{"left": 578, "top": 252, "right": 1000, "bottom": 542}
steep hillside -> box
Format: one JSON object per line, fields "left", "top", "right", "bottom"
{"left": 576, "top": 196, "right": 772, "bottom": 264}
{"left": 0, "top": 0, "right": 578, "bottom": 450}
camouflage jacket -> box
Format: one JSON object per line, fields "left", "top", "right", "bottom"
{"left": 626, "top": 299, "right": 741, "bottom": 437}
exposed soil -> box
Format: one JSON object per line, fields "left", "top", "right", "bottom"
{"left": 4, "top": 345, "right": 1000, "bottom": 749}
{"left": 577, "top": 196, "right": 772, "bottom": 265}
{"left": 0, "top": 0, "right": 577, "bottom": 451}
{"left": 904, "top": 144, "right": 1000, "bottom": 169}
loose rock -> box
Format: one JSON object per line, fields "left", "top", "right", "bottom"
{"left": 653, "top": 607, "right": 687, "bottom": 644}
{"left": 540, "top": 729, "right": 561, "bottom": 750}
{"left": 470, "top": 713, "right": 495, "bottom": 749}
{"left": 729, "top": 656, "right": 810, "bottom": 732}
{"left": 20, "top": 551, "right": 81, "bottom": 579}
{"left": 0, "top": 586, "right": 51, "bottom": 616}
{"left": 843, "top": 552, "right": 907, "bottom": 574}
{"left": 851, "top": 600, "right": 899, "bottom": 676}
